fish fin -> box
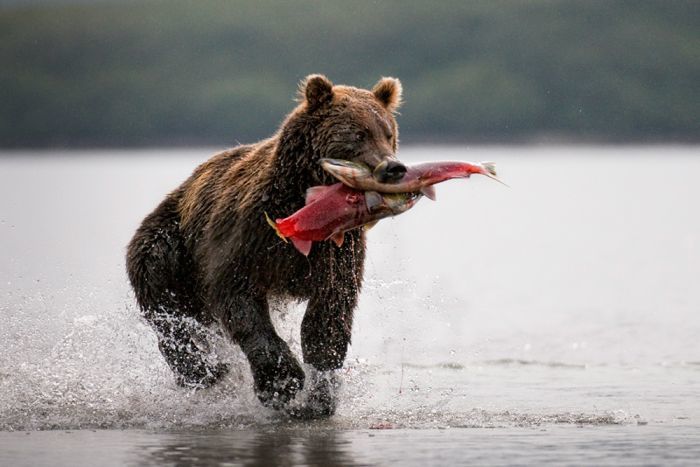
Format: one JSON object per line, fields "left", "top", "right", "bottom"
{"left": 291, "top": 237, "right": 313, "bottom": 256}
{"left": 331, "top": 231, "right": 344, "bottom": 247}
{"left": 363, "top": 220, "right": 379, "bottom": 231}
{"left": 420, "top": 185, "right": 437, "bottom": 201}
{"left": 265, "top": 212, "right": 288, "bottom": 243}
{"left": 305, "top": 185, "right": 332, "bottom": 205}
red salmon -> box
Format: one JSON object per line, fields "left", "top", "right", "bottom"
{"left": 320, "top": 159, "right": 505, "bottom": 200}
{"left": 266, "top": 183, "right": 421, "bottom": 256}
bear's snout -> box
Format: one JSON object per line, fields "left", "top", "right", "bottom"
{"left": 373, "top": 160, "right": 407, "bottom": 183}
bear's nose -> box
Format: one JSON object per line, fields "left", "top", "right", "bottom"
{"left": 374, "top": 160, "right": 407, "bottom": 183}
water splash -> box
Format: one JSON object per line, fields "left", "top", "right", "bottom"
{"left": 0, "top": 287, "right": 643, "bottom": 431}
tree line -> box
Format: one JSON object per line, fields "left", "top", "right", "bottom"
{"left": 1, "top": 0, "right": 698, "bottom": 147}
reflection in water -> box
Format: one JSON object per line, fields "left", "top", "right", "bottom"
{"left": 139, "top": 430, "right": 357, "bottom": 467}
{"left": 2, "top": 427, "right": 700, "bottom": 466}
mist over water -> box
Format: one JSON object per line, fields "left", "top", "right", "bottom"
{"left": 1, "top": 147, "right": 699, "bottom": 463}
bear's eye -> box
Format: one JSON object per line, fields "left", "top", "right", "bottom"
{"left": 354, "top": 130, "right": 367, "bottom": 142}
{"left": 386, "top": 131, "right": 393, "bottom": 141}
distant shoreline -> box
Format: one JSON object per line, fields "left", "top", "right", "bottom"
{"left": 0, "top": 140, "right": 698, "bottom": 155}
{"left": 1, "top": 133, "right": 699, "bottom": 151}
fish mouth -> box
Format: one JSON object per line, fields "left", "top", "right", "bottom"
{"left": 366, "top": 190, "right": 422, "bottom": 214}
{"left": 383, "top": 191, "right": 422, "bottom": 214}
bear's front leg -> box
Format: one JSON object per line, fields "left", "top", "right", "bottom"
{"left": 301, "top": 290, "right": 356, "bottom": 371}
{"left": 295, "top": 282, "right": 358, "bottom": 419}
{"left": 300, "top": 236, "right": 364, "bottom": 371}
{"left": 216, "top": 293, "right": 305, "bottom": 410}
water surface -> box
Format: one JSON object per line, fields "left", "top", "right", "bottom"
{"left": 1, "top": 146, "right": 699, "bottom": 464}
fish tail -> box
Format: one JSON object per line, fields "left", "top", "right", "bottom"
{"left": 264, "top": 211, "right": 288, "bottom": 243}
{"left": 479, "top": 161, "right": 509, "bottom": 187}
{"left": 481, "top": 161, "right": 498, "bottom": 177}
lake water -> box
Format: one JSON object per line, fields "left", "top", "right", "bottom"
{"left": 1, "top": 146, "right": 699, "bottom": 465}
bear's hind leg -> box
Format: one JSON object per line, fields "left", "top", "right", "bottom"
{"left": 147, "top": 302, "right": 229, "bottom": 389}
{"left": 127, "top": 198, "right": 228, "bottom": 388}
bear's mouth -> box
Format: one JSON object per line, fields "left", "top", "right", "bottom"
{"left": 372, "top": 160, "right": 407, "bottom": 183}
{"left": 317, "top": 157, "right": 408, "bottom": 190}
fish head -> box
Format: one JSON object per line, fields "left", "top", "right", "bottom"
{"left": 320, "top": 158, "right": 372, "bottom": 188}
{"left": 365, "top": 191, "right": 422, "bottom": 216}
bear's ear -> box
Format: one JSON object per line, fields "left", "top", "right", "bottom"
{"left": 372, "top": 77, "right": 402, "bottom": 112}
{"left": 300, "top": 74, "right": 334, "bottom": 110}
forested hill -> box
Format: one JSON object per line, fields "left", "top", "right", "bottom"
{"left": 1, "top": 0, "right": 698, "bottom": 147}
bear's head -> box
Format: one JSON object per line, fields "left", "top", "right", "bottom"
{"left": 291, "top": 74, "right": 406, "bottom": 184}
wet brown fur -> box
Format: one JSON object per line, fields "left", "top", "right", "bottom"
{"left": 126, "top": 75, "right": 402, "bottom": 416}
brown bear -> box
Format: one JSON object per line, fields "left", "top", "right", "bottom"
{"left": 126, "top": 74, "right": 405, "bottom": 417}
